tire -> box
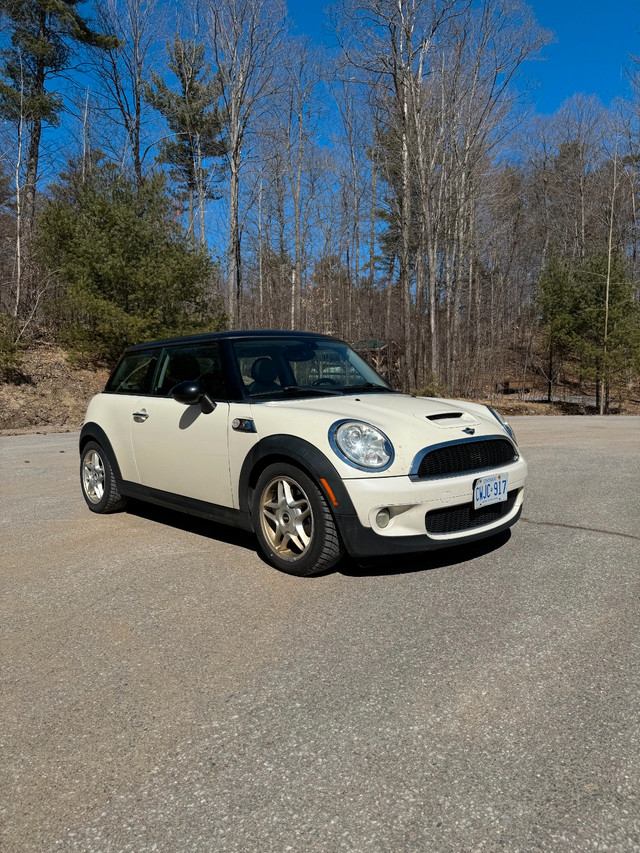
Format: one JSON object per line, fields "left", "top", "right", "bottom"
{"left": 252, "top": 463, "right": 344, "bottom": 576}
{"left": 80, "top": 441, "right": 127, "bottom": 514}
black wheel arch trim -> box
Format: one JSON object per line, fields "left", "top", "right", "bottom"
{"left": 79, "top": 423, "right": 123, "bottom": 484}
{"left": 238, "top": 434, "right": 357, "bottom": 520}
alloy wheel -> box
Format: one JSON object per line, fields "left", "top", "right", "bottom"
{"left": 82, "top": 449, "right": 105, "bottom": 504}
{"left": 259, "top": 475, "right": 314, "bottom": 562}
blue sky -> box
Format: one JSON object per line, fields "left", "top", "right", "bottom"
{"left": 287, "top": 0, "right": 640, "bottom": 116}
{"left": 528, "top": 0, "right": 639, "bottom": 113}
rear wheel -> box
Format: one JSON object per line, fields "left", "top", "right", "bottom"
{"left": 80, "top": 441, "right": 126, "bottom": 513}
{"left": 253, "top": 463, "right": 343, "bottom": 576}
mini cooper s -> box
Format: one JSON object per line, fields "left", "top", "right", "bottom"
{"left": 80, "top": 330, "right": 527, "bottom": 576}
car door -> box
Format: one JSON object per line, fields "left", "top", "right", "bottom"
{"left": 129, "top": 343, "right": 233, "bottom": 508}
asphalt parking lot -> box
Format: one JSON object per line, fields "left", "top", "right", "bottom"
{"left": 1, "top": 416, "right": 639, "bottom": 852}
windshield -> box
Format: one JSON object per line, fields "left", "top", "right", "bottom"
{"left": 231, "top": 337, "right": 392, "bottom": 400}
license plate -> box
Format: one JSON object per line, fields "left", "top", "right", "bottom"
{"left": 474, "top": 473, "right": 508, "bottom": 509}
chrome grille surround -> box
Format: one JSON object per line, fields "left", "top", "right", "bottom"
{"left": 409, "top": 435, "right": 518, "bottom": 481}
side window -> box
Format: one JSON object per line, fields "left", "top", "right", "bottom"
{"left": 153, "top": 343, "right": 230, "bottom": 399}
{"left": 105, "top": 350, "right": 160, "bottom": 395}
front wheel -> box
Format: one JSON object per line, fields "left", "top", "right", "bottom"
{"left": 252, "top": 463, "right": 343, "bottom": 576}
{"left": 80, "top": 441, "right": 127, "bottom": 513}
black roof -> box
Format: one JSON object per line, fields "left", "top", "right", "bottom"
{"left": 126, "top": 329, "right": 341, "bottom": 353}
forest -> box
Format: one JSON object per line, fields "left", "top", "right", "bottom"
{"left": 1, "top": 0, "right": 640, "bottom": 414}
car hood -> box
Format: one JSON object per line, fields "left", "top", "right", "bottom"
{"left": 249, "top": 392, "right": 514, "bottom": 477}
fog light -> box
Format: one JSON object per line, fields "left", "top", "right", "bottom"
{"left": 376, "top": 508, "right": 390, "bottom": 529}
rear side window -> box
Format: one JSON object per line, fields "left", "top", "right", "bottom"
{"left": 153, "top": 343, "right": 230, "bottom": 399}
{"left": 105, "top": 350, "right": 160, "bottom": 394}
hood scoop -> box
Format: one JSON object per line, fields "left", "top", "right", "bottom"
{"left": 415, "top": 409, "right": 481, "bottom": 429}
{"left": 427, "top": 412, "right": 463, "bottom": 422}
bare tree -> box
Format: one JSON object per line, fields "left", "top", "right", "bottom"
{"left": 437, "top": 0, "right": 550, "bottom": 389}
{"left": 12, "top": 66, "right": 25, "bottom": 319}
{"left": 331, "top": 81, "right": 374, "bottom": 341}
{"left": 278, "top": 39, "right": 323, "bottom": 329}
{"left": 333, "top": 0, "right": 465, "bottom": 388}
{"left": 90, "top": 0, "right": 163, "bottom": 186}
{"left": 208, "top": 0, "right": 286, "bottom": 326}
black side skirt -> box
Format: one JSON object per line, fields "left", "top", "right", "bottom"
{"left": 120, "top": 481, "right": 253, "bottom": 532}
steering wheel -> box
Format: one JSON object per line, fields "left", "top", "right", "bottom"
{"left": 313, "top": 378, "right": 338, "bottom": 388}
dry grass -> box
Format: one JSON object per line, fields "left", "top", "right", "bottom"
{"left": 1, "top": 345, "right": 638, "bottom": 435}
{"left": 0, "top": 344, "right": 109, "bottom": 435}
{"left": 481, "top": 396, "right": 640, "bottom": 417}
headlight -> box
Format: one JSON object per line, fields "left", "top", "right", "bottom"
{"left": 488, "top": 407, "right": 517, "bottom": 444}
{"left": 331, "top": 420, "right": 394, "bottom": 470}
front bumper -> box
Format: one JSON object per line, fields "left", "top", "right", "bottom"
{"left": 336, "top": 503, "right": 523, "bottom": 558}
{"left": 333, "top": 459, "right": 527, "bottom": 558}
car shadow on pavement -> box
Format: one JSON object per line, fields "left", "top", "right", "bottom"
{"left": 124, "top": 500, "right": 511, "bottom": 579}
{"left": 125, "top": 500, "right": 258, "bottom": 553}
{"left": 338, "top": 530, "right": 511, "bottom": 578}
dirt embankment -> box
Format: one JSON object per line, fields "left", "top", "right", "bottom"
{"left": 0, "top": 345, "right": 109, "bottom": 435}
{"left": 1, "top": 344, "right": 638, "bottom": 435}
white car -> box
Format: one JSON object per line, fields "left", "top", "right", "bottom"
{"left": 80, "top": 331, "right": 527, "bottom": 576}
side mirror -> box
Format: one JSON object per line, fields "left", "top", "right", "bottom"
{"left": 171, "top": 380, "right": 216, "bottom": 414}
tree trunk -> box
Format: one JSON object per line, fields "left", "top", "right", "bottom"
{"left": 400, "top": 115, "right": 413, "bottom": 389}
{"left": 228, "top": 153, "right": 240, "bottom": 325}
{"left": 23, "top": 117, "right": 43, "bottom": 237}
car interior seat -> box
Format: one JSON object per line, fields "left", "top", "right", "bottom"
{"left": 162, "top": 352, "right": 201, "bottom": 395}
{"left": 248, "top": 357, "right": 280, "bottom": 394}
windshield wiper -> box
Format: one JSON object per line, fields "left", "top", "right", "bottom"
{"left": 342, "top": 383, "right": 395, "bottom": 393}
{"left": 281, "top": 385, "right": 342, "bottom": 396}
{"left": 249, "top": 385, "right": 341, "bottom": 399}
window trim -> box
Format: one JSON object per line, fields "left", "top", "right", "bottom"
{"left": 104, "top": 349, "right": 162, "bottom": 396}
{"left": 150, "top": 341, "right": 232, "bottom": 401}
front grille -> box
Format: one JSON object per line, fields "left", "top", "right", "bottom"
{"left": 416, "top": 438, "right": 517, "bottom": 478}
{"left": 425, "top": 490, "right": 518, "bottom": 535}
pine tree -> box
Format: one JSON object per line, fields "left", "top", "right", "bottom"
{"left": 144, "top": 36, "right": 226, "bottom": 244}
{"left": 37, "top": 158, "right": 226, "bottom": 360}
{"left": 0, "top": 0, "right": 117, "bottom": 232}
